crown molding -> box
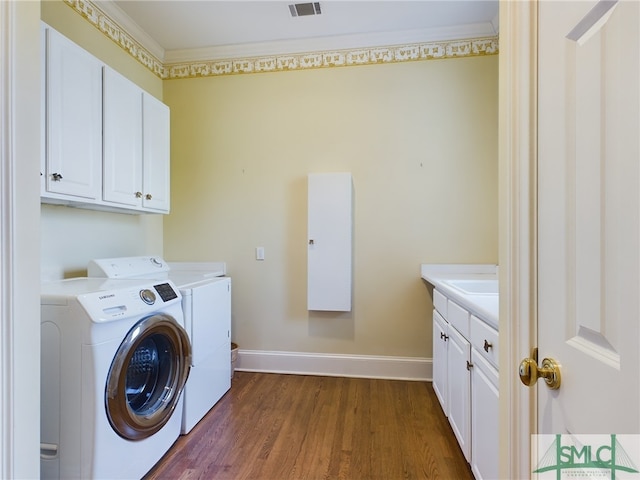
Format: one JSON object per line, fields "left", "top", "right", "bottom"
{"left": 491, "top": 9, "right": 500, "bottom": 34}
{"left": 68, "top": 0, "right": 499, "bottom": 79}
{"left": 95, "top": 0, "right": 165, "bottom": 62}
{"left": 164, "top": 21, "right": 497, "bottom": 64}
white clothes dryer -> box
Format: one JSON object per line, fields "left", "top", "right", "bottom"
{"left": 40, "top": 278, "right": 191, "bottom": 480}
{"left": 88, "top": 257, "right": 231, "bottom": 434}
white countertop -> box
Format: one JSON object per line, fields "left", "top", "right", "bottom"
{"left": 421, "top": 264, "right": 499, "bottom": 329}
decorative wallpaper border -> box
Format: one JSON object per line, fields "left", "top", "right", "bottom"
{"left": 65, "top": 0, "right": 499, "bottom": 80}
{"left": 64, "top": 0, "right": 166, "bottom": 77}
{"left": 166, "top": 38, "right": 498, "bottom": 79}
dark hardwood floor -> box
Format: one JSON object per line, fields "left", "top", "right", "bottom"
{"left": 145, "top": 372, "right": 473, "bottom": 480}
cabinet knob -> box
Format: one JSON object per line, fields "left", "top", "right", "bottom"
{"left": 483, "top": 339, "right": 493, "bottom": 352}
{"left": 51, "top": 173, "right": 63, "bottom": 181}
{"left": 440, "top": 332, "right": 449, "bottom": 341}
{"left": 466, "top": 360, "right": 474, "bottom": 371}
{"left": 145, "top": 193, "right": 152, "bottom": 200}
{"left": 309, "top": 239, "right": 315, "bottom": 245}
{"left": 135, "top": 191, "right": 142, "bottom": 198}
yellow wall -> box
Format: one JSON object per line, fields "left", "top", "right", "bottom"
{"left": 163, "top": 56, "right": 498, "bottom": 357}
{"left": 40, "top": 0, "right": 164, "bottom": 280}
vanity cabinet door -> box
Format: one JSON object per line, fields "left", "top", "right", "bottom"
{"left": 470, "top": 349, "right": 499, "bottom": 480}
{"left": 447, "top": 325, "right": 471, "bottom": 462}
{"left": 432, "top": 310, "right": 449, "bottom": 413}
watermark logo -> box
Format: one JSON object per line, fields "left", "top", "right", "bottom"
{"left": 532, "top": 434, "right": 640, "bottom": 479}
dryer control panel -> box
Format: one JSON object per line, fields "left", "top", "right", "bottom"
{"left": 88, "top": 256, "right": 170, "bottom": 278}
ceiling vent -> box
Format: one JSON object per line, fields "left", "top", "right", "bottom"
{"left": 289, "top": 2, "right": 322, "bottom": 17}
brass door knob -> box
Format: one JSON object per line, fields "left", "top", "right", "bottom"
{"left": 519, "top": 349, "right": 561, "bottom": 390}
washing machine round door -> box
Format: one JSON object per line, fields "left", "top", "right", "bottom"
{"left": 105, "top": 313, "right": 192, "bottom": 440}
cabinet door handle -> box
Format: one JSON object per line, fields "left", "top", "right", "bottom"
{"left": 135, "top": 191, "right": 142, "bottom": 198}
{"left": 51, "top": 173, "right": 63, "bottom": 181}
{"left": 440, "top": 332, "right": 449, "bottom": 341}
{"left": 145, "top": 193, "right": 152, "bottom": 200}
{"left": 466, "top": 360, "right": 473, "bottom": 370}
{"left": 483, "top": 340, "right": 493, "bottom": 352}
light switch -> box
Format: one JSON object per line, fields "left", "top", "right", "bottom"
{"left": 256, "top": 247, "right": 265, "bottom": 261}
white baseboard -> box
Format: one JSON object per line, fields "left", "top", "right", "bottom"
{"left": 235, "top": 349, "right": 432, "bottom": 381}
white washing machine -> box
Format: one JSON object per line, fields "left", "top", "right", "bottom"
{"left": 40, "top": 278, "right": 191, "bottom": 479}
{"left": 88, "top": 256, "right": 231, "bottom": 434}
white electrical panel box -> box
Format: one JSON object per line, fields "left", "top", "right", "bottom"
{"left": 307, "top": 172, "right": 353, "bottom": 311}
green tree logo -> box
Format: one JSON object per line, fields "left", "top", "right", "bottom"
{"left": 533, "top": 434, "right": 639, "bottom": 480}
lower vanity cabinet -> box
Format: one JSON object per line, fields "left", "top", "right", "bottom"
{"left": 431, "top": 288, "right": 498, "bottom": 479}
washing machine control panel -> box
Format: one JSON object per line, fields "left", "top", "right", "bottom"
{"left": 71, "top": 279, "right": 182, "bottom": 322}
{"left": 154, "top": 283, "right": 179, "bottom": 302}
{"left": 139, "top": 289, "right": 157, "bottom": 305}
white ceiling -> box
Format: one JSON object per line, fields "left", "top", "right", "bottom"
{"left": 100, "top": 1, "right": 499, "bottom": 62}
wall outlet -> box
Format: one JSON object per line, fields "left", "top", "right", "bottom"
{"left": 256, "top": 247, "right": 265, "bottom": 261}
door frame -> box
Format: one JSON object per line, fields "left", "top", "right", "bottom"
{"left": 0, "top": 2, "right": 42, "bottom": 478}
{"left": 498, "top": 1, "right": 538, "bottom": 478}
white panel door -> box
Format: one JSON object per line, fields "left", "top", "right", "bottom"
{"left": 103, "top": 67, "right": 143, "bottom": 207}
{"left": 537, "top": 0, "right": 639, "bottom": 435}
{"left": 142, "top": 93, "right": 171, "bottom": 213}
{"left": 307, "top": 173, "right": 353, "bottom": 311}
{"left": 44, "top": 26, "right": 102, "bottom": 199}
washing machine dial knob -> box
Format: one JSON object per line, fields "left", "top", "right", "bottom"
{"left": 139, "top": 289, "right": 156, "bottom": 305}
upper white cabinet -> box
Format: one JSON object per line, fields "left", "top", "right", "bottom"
{"left": 103, "top": 67, "right": 143, "bottom": 208}
{"left": 141, "top": 93, "right": 171, "bottom": 213}
{"left": 41, "top": 23, "right": 170, "bottom": 214}
{"left": 42, "top": 25, "right": 103, "bottom": 201}
{"left": 307, "top": 173, "right": 353, "bottom": 311}
{"left": 103, "top": 68, "right": 170, "bottom": 213}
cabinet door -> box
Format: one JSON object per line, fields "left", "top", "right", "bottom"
{"left": 432, "top": 310, "right": 448, "bottom": 414}
{"left": 307, "top": 173, "right": 353, "bottom": 311}
{"left": 447, "top": 325, "right": 471, "bottom": 462}
{"left": 470, "top": 349, "right": 499, "bottom": 480}
{"left": 103, "top": 67, "right": 143, "bottom": 207}
{"left": 44, "top": 26, "right": 102, "bottom": 200}
{"left": 142, "top": 93, "right": 170, "bottom": 213}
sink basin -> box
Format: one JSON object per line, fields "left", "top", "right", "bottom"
{"left": 444, "top": 279, "right": 499, "bottom": 295}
